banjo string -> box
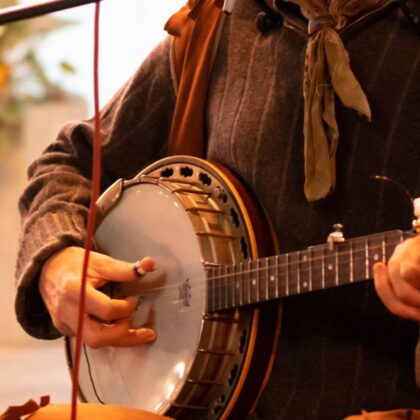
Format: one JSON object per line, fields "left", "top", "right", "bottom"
{"left": 101, "top": 243, "right": 393, "bottom": 301}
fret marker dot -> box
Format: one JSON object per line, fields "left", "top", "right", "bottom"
{"left": 374, "top": 254, "right": 379, "bottom": 261}
{"left": 236, "top": 283, "right": 240, "bottom": 289}
{"left": 270, "top": 275, "right": 275, "bottom": 282}
{"left": 328, "top": 264, "right": 333, "bottom": 271}
{"left": 252, "top": 279, "right": 256, "bottom": 286}
{"left": 302, "top": 255, "right": 308, "bottom": 262}
{"left": 303, "top": 281, "right": 308, "bottom": 288}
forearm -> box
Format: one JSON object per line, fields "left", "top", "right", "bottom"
{"left": 15, "top": 37, "right": 176, "bottom": 339}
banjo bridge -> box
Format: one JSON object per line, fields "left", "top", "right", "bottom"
{"left": 179, "top": 278, "right": 192, "bottom": 307}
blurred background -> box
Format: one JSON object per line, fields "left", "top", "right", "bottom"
{"left": 0, "top": 0, "right": 184, "bottom": 410}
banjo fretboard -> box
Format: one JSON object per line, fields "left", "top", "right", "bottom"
{"left": 206, "top": 230, "right": 413, "bottom": 312}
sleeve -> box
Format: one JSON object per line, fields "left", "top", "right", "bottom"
{"left": 15, "top": 36, "right": 176, "bottom": 339}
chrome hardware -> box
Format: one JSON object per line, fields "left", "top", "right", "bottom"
{"left": 196, "top": 232, "right": 236, "bottom": 240}
{"left": 202, "top": 261, "right": 222, "bottom": 268}
{"left": 213, "top": 186, "right": 228, "bottom": 202}
{"left": 159, "top": 177, "right": 199, "bottom": 185}
{"left": 186, "top": 378, "right": 224, "bottom": 386}
{"left": 203, "top": 314, "right": 240, "bottom": 323}
{"left": 327, "top": 223, "right": 345, "bottom": 250}
{"left": 96, "top": 178, "right": 124, "bottom": 216}
{"left": 413, "top": 198, "right": 420, "bottom": 234}
{"left": 186, "top": 207, "right": 224, "bottom": 214}
{"left": 171, "top": 402, "right": 209, "bottom": 410}
{"left": 135, "top": 175, "right": 159, "bottom": 184}
{"left": 198, "top": 348, "right": 235, "bottom": 356}
{"left": 172, "top": 188, "right": 211, "bottom": 195}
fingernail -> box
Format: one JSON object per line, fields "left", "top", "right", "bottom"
{"left": 133, "top": 261, "right": 147, "bottom": 277}
{"left": 140, "top": 329, "right": 156, "bottom": 343}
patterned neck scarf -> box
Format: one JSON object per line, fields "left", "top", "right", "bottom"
{"left": 273, "top": 0, "right": 388, "bottom": 201}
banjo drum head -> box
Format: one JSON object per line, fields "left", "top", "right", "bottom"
{"left": 74, "top": 181, "right": 207, "bottom": 414}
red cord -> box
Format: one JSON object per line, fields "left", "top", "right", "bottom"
{"left": 71, "top": 2, "right": 101, "bottom": 419}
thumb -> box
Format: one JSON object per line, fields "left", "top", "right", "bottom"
{"left": 90, "top": 253, "right": 155, "bottom": 282}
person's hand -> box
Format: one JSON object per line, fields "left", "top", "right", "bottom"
{"left": 374, "top": 235, "right": 420, "bottom": 320}
{"left": 39, "top": 246, "right": 156, "bottom": 348}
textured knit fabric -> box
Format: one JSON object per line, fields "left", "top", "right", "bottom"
{"left": 15, "top": 0, "right": 420, "bottom": 418}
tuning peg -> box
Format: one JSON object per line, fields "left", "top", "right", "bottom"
{"left": 327, "top": 223, "right": 345, "bottom": 250}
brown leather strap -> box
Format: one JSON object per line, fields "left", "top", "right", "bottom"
{"left": 164, "top": 0, "right": 224, "bottom": 157}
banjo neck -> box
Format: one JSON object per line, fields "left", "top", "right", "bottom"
{"left": 206, "top": 229, "right": 414, "bottom": 312}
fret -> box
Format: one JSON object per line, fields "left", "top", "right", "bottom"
{"left": 337, "top": 241, "right": 351, "bottom": 286}
{"left": 308, "top": 247, "right": 313, "bottom": 291}
{"left": 308, "top": 245, "right": 323, "bottom": 293}
{"left": 243, "top": 260, "right": 251, "bottom": 305}
{"left": 297, "top": 252, "right": 300, "bottom": 295}
{"left": 385, "top": 231, "right": 402, "bottom": 260}
{"left": 324, "top": 247, "right": 336, "bottom": 289}
{"left": 368, "top": 235, "right": 382, "bottom": 278}
{"left": 267, "top": 256, "right": 277, "bottom": 299}
{"left": 237, "top": 261, "right": 244, "bottom": 307}
{"left": 278, "top": 254, "right": 289, "bottom": 297}
{"left": 364, "top": 236, "right": 370, "bottom": 279}
{"left": 275, "top": 255, "right": 280, "bottom": 298}
{"left": 299, "top": 250, "right": 311, "bottom": 293}
{"left": 352, "top": 237, "right": 366, "bottom": 282}
{"left": 264, "top": 257, "right": 269, "bottom": 301}
{"left": 255, "top": 259, "right": 265, "bottom": 302}
{"left": 385, "top": 232, "right": 397, "bottom": 261}
{"left": 248, "top": 260, "right": 257, "bottom": 304}
{"left": 349, "top": 241, "right": 354, "bottom": 283}
{"left": 381, "top": 234, "right": 386, "bottom": 263}
{"left": 399, "top": 231, "right": 405, "bottom": 247}
{"left": 288, "top": 252, "right": 299, "bottom": 295}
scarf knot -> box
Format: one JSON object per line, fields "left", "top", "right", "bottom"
{"left": 273, "top": 0, "right": 388, "bottom": 200}
{"left": 308, "top": 14, "right": 336, "bottom": 34}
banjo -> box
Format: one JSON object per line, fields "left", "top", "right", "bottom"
{"left": 66, "top": 156, "right": 418, "bottom": 419}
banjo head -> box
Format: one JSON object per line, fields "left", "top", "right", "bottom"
{"left": 77, "top": 181, "right": 207, "bottom": 413}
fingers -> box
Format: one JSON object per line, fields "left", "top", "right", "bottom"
{"left": 84, "top": 286, "right": 140, "bottom": 321}
{"left": 89, "top": 254, "right": 155, "bottom": 284}
{"left": 373, "top": 262, "right": 420, "bottom": 321}
{"left": 82, "top": 319, "right": 156, "bottom": 348}
{"left": 55, "top": 299, "right": 156, "bottom": 348}
{"left": 63, "top": 280, "right": 139, "bottom": 321}
{"left": 40, "top": 246, "right": 157, "bottom": 348}
{"left": 389, "top": 238, "right": 420, "bottom": 288}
